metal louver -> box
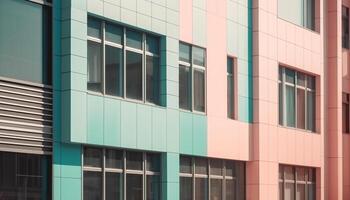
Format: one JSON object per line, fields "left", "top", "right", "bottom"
{"left": 0, "top": 77, "right": 53, "bottom": 155}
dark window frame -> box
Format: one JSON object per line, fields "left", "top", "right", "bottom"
{"left": 343, "top": 5, "right": 350, "bottom": 49}
{"left": 227, "top": 56, "right": 237, "bottom": 120}
{"left": 343, "top": 92, "right": 350, "bottom": 133}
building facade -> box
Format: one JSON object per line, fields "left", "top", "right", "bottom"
{"left": 1, "top": 0, "right": 350, "bottom": 199}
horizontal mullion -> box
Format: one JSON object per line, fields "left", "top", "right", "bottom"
{"left": 88, "top": 37, "right": 102, "bottom": 43}
{"left": 179, "top": 61, "right": 191, "bottom": 67}
{"left": 105, "top": 41, "right": 123, "bottom": 48}
{"left": 125, "top": 47, "right": 143, "bottom": 54}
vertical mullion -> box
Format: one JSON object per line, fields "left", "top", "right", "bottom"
{"left": 208, "top": 159, "right": 210, "bottom": 200}
{"left": 282, "top": 68, "right": 286, "bottom": 126}
{"left": 193, "top": 157, "right": 195, "bottom": 200}
{"left": 102, "top": 149, "right": 106, "bottom": 200}
{"left": 143, "top": 152, "right": 146, "bottom": 200}
{"left": 223, "top": 160, "right": 226, "bottom": 200}
{"left": 123, "top": 28, "right": 126, "bottom": 98}
{"left": 295, "top": 72, "right": 298, "bottom": 128}
{"left": 81, "top": 147, "right": 84, "bottom": 200}
{"left": 102, "top": 22, "right": 106, "bottom": 94}
{"left": 305, "top": 80, "right": 308, "bottom": 130}
{"left": 294, "top": 167, "right": 297, "bottom": 200}
{"left": 283, "top": 166, "right": 285, "bottom": 200}
{"left": 191, "top": 47, "right": 194, "bottom": 111}
{"left": 123, "top": 151, "right": 126, "bottom": 200}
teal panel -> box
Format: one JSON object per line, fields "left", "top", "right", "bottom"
{"left": 53, "top": 177, "right": 61, "bottom": 200}
{"left": 166, "top": 109, "right": 179, "bottom": 153}
{"left": 60, "top": 178, "right": 82, "bottom": 200}
{"left": 136, "top": 104, "right": 152, "bottom": 149}
{"left": 162, "top": 182, "right": 179, "bottom": 200}
{"left": 161, "top": 153, "right": 179, "bottom": 200}
{"left": 61, "top": 72, "right": 87, "bottom": 92}
{"left": 179, "top": 111, "right": 193, "bottom": 154}
{"left": 87, "top": 94, "right": 104, "bottom": 145}
{"left": 121, "top": 101, "right": 137, "bottom": 148}
{"left": 53, "top": 142, "right": 61, "bottom": 177}
{"left": 192, "top": 114, "right": 207, "bottom": 156}
{"left": 104, "top": 98, "right": 121, "bottom": 147}
{"left": 60, "top": 143, "right": 82, "bottom": 179}
{"left": 238, "top": 96, "right": 253, "bottom": 123}
{"left": 152, "top": 107, "right": 167, "bottom": 151}
{"left": 61, "top": 54, "right": 87, "bottom": 74}
{"left": 238, "top": 74, "right": 249, "bottom": 98}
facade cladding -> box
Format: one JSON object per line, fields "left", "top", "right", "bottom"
{"left": 1, "top": 0, "right": 350, "bottom": 199}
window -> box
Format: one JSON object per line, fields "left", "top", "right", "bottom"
{"left": 179, "top": 42, "right": 206, "bottom": 112}
{"left": 0, "top": 0, "right": 52, "bottom": 85}
{"left": 0, "top": 152, "right": 52, "bottom": 200}
{"left": 278, "top": 0, "right": 316, "bottom": 31}
{"left": 227, "top": 57, "right": 236, "bottom": 119}
{"left": 83, "top": 147, "right": 161, "bottom": 200}
{"left": 279, "top": 67, "right": 316, "bottom": 132}
{"left": 279, "top": 165, "right": 316, "bottom": 200}
{"left": 179, "top": 156, "right": 245, "bottom": 200}
{"left": 343, "top": 6, "right": 350, "bottom": 49}
{"left": 87, "top": 17, "right": 161, "bottom": 105}
{"left": 343, "top": 93, "right": 350, "bottom": 133}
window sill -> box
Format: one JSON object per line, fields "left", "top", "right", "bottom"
{"left": 277, "top": 17, "right": 320, "bottom": 35}
{"left": 277, "top": 125, "right": 318, "bottom": 134}
{"left": 179, "top": 108, "right": 206, "bottom": 116}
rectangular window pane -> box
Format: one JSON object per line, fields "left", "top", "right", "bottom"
{"left": 308, "top": 184, "right": 316, "bottom": 200}
{"left": 285, "top": 183, "right": 295, "bottom": 200}
{"left": 0, "top": 0, "right": 52, "bottom": 84}
{"left": 286, "top": 85, "right": 296, "bottom": 127}
{"left": 106, "top": 172, "right": 123, "bottom": 200}
{"left": 83, "top": 171, "right": 102, "bottom": 200}
{"left": 180, "top": 177, "right": 193, "bottom": 200}
{"left": 106, "top": 23, "right": 122, "bottom": 44}
{"left": 285, "top": 68, "right": 295, "bottom": 84}
{"left": 105, "top": 45, "right": 123, "bottom": 96}
{"left": 84, "top": 147, "right": 102, "bottom": 168}
{"left": 226, "top": 179, "right": 235, "bottom": 200}
{"left": 297, "top": 73, "right": 306, "bottom": 86}
{"left": 279, "top": 181, "right": 283, "bottom": 200}
{"left": 304, "top": 0, "right": 315, "bottom": 30}
{"left": 126, "top": 174, "right": 143, "bottom": 200}
{"left": 180, "top": 156, "right": 192, "bottom": 174}
{"left": 210, "top": 179, "right": 222, "bottom": 200}
{"left": 146, "top": 153, "right": 160, "bottom": 172}
{"left": 297, "top": 167, "right": 306, "bottom": 181}
{"left": 126, "top": 151, "right": 143, "bottom": 170}
{"left": 285, "top": 166, "right": 295, "bottom": 180}
{"left": 210, "top": 159, "right": 222, "bottom": 176}
{"left": 195, "top": 157, "right": 207, "bottom": 175}
{"left": 126, "top": 30, "right": 142, "bottom": 49}
{"left": 193, "top": 46, "right": 205, "bottom": 66}
{"left": 126, "top": 51, "right": 143, "bottom": 100}
{"left": 146, "top": 56, "right": 160, "bottom": 104}
{"left": 297, "top": 88, "right": 306, "bottom": 129}
{"left": 297, "top": 184, "right": 306, "bottom": 200}
{"left": 225, "top": 161, "right": 234, "bottom": 177}
{"left": 343, "top": 99, "right": 349, "bottom": 133}
{"left": 87, "top": 40, "right": 102, "bottom": 92}
{"left": 227, "top": 57, "right": 234, "bottom": 119}
{"left": 235, "top": 162, "right": 245, "bottom": 200}
{"left": 307, "top": 91, "right": 315, "bottom": 131}
{"left": 279, "top": 82, "right": 283, "bottom": 125}
{"left": 147, "top": 175, "right": 160, "bottom": 200}
{"left": 179, "top": 65, "right": 191, "bottom": 110}
{"left": 195, "top": 178, "right": 208, "bottom": 200}
{"left": 88, "top": 17, "right": 101, "bottom": 38}
{"left": 106, "top": 149, "right": 123, "bottom": 169}
{"left": 146, "top": 35, "right": 159, "bottom": 54}
{"left": 179, "top": 43, "right": 191, "bottom": 63}
{"left": 343, "top": 6, "right": 349, "bottom": 49}
{"left": 194, "top": 69, "right": 205, "bottom": 112}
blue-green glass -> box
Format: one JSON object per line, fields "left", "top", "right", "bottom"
{"left": 286, "top": 85, "right": 296, "bottom": 127}
{"left": 88, "top": 17, "right": 101, "bottom": 38}
{"left": 146, "top": 35, "right": 159, "bottom": 54}
{"left": 179, "top": 43, "right": 191, "bottom": 63}
{"left": 285, "top": 68, "right": 295, "bottom": 84}
{"left": 106, "top": 23, "right": 122, "bottom": 44}
{"left": 227, "top": 57, "right": 233, "bottom": 74}
{"left": 193, "top": 46, "right": 205, "bottom": 66}
{"left": 126, "top": 30, "right": 142, "bottom": 49}
{"left": 0, "top": 0, "right": 50, "bottom": 84}
{"left": 307, "top": 91, "right": 315, "bottom": 131}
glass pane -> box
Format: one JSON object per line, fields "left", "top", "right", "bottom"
{"left": 227, "top": 74, "right": 234, "bottom": 119}
{"left": 147, "top": 175, "right": 160, "bottom": 200}
{"left": 285, "top": 68, "right": 295, "bottom": 84}
{"left": 285, "top": 183, "right": 295, "bottom": 200}
{"left": 343, "top": 102, "right": 350, "bottom": 132}
{"left": 297, "top": 73, "right": 306, "bottom": 86}
{"left": 105, "top": 45, "right": 123, "bottom": 96}
{"left": 179, "top": 42, "right": 191, "bottom": 63}
{"left": 126, "top": 30, "right": 142, "bottom": 49}
{"left": 297, "top": 88, "right": 306, "bottom": 129}
{"left": 304, "top": 0, "right": 315, "bottom": 30}
{"left": 106, "top": 149, "right": 123, "bottom": 169}
{"left": 227, "top": 57, "right": 233, "bottom": 74}
{"left": 83, "top": 171, "right": 102, "bottom": 200}
{"left": 88, "top": 17, "right": 101, "bottom": 38}
{"left": 180, "top": 177, "right": 193, "bottom": 200}
{"left": 210, "top": 159, "right": 222, "bottom": 176}
{"left": 235, "top": 162, "right": 245, "bottom": 200}
{"left": 146, "top": 153, "right": 160, "bottom": 172}
{"left": 307, "top": 91, "right": 315, "bottom": 131}
{"left": 195, "top": 178, "right": 208, "bottom": 200}
{"left": 286, "top": 85, "right": 296, "bottom": 127}
{"left": 179, "top": 65, "right": 191, "bottom": 110}
{"left": 146, "top": 56, "right": 160, "bottom": 104}
{"left": 308, "top": 184, "right": 316, "bottom": 200}
{"left": 126, "top": 151, "right": 143, "bottom": 170}
{"left": 106, "top": 23, "right": 122, "bottom": 44}
{"left": 308, "top": 168, "right": 316, "bottom": 182}
{"left": 297, "top": 184, "right": 305, "bottom": 200}
{"left": 194, "top": 69, "right": 205, "bottom": 112}
{"left": 285, "top": 166, "right": 295, "bottom": 180}
{"left": 106, "top": 172, "right": 123, "bottom": 200}
{"left": 87, "top": 40, "right": 102, "bottom": 92}
{"left": 279, "top": 181, "right": 283, "bottom": 200}
{"left": 226, "top": 179, "right": 235, "bottom": 200}
{"left": 307, "top": 76, "right": 315, "bottom": 90}
{"left": 84, "top": 147, "right": 102, "bottom": 168}
{"left": 210, "top": 179, "right": 222, "bottom": 200}
{"left": 195, "top": 157, "right": 207, "bottom": 175}
{"left": 146, "top": 35, "right": 159, "bottom": 54}
{"left": 126, "top": 51, "right": 143, "bottom": 100}
{"left": 297, "top": 167, "right": 306, "bottom": 181}
{"left": 279, "top": 82, "right": 283, "bottom": 125}
{"left": 180, "top": 156, "right": 192, "bottom": 174}
{"left": 126, "top": 174, "right": 143, "bottom": 200}
{"left": 225, "top": 161, "right": 234, "bottom": 177}
{"left": 193, "top": 46, "right": 205, "bottom": 66}
{"left": 0, "top": 0, "right": 51, "bottom": 84}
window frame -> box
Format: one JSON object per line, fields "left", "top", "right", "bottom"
{"left": 227, "top": 56, "right": 238, "bottom": 120}
{"left": 343, "top": 92, "right": 350, "bottom": 133}
{"left": 279, "top": 165, "right": 316, "bottom": 200}
{"left": 82, "top": 147, "right": 161, "bottom": 200}
{"left": 179, "top": 156, "right": 245, "bottom": 200}
{"left": 343, "top": 5, "right": 350, "bottom": 49}
{"left": 279, "top": 66, "right": 316, "bottom": 132}
{"left": 87, "top": 17, "right": 161, "bottom": 105}
{"left": 178, "top": 42, "right": 207, "bottom": 114}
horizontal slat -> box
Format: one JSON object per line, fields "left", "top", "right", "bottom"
{"left": 0, "top": 144, "right": 52, "bottom": 155}
{"left": 0, "top": 94, "right": 52, "bottom": 106}
{"left": 0, "top": 101, "right": 52, "bottom": 112}
{"left": 0, "top": 82, "right": 52, "bottom": 95}
{"left": 0, "top": 113, "right": 52, "bottom": 124}
{"left": 0, "top": 119, "right": 52, "bottom": 129}
{"left": 0, "top": 88, "right": 52, "bottom": 100}
{"left": 0, "top": 123, "right": 52, "bottom": 134}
